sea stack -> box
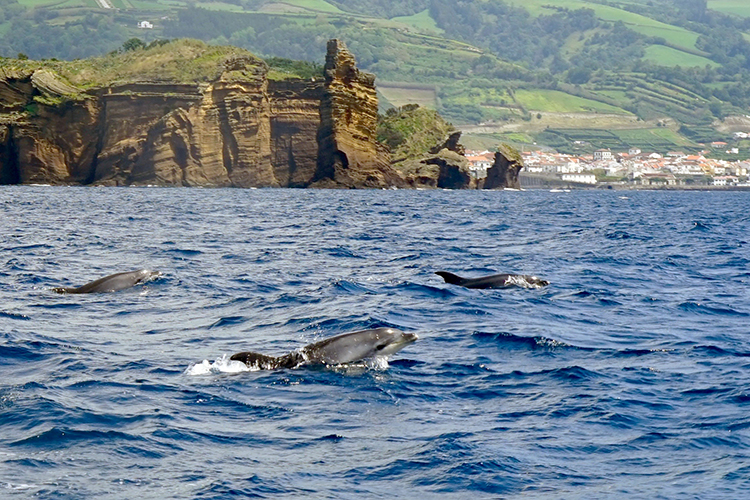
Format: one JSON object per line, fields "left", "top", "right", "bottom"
{"left": 313, "top": 39, "right": 405, "bottom": 188}
{"left": 483, "top": 144, "right": 524, "bottom": 189}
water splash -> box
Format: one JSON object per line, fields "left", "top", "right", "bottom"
{"left": 185, "top": 355, "right": 252, "bottom": 375}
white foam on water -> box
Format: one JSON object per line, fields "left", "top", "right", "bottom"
{"left": 365, "top": 355, "right": 390, "bottom": 370}
{"left": 4, "top": 482, "right": 35, "bottom": 490}
{"left": 185, "top": 354, "right": 253, "bottom": 376}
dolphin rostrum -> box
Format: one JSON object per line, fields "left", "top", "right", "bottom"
{"left": 435, "top": 271, "right": 549, "bottom": 289}
{"left": 53, "top": 269, "right": 162, "bottom": 294}
{"left": 230, "top": 327, "right": 418, "bottom": 370}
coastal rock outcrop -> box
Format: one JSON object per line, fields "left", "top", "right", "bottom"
{"left": 0, "top": 39, "right": 401, "bottom": 188}
{"left": 483, "top": 144, "right": 524, "bottom": 189}
{"left": 313, "top": 39, "right": 405, "bottom": 188}
{"left": 396, "top": 149, "right": 476, "bottom": 189}
{"left": 429, "top": 131, "right": 465, "bottom": 156}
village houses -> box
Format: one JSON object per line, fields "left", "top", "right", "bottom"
{"left": 464, "top": 146, "right": 750, "bottom": 187}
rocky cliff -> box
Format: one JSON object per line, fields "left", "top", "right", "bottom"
{"left": 0, "top": 39, "right": 399, "bottom": 188}
{"left": 483, "top": 144, "right": 524, "bottom": 189}
{"left": 314, "top": 39, "right": 404, "bottom": 189}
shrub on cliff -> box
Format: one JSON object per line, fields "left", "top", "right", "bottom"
{"left": 377, "top": 104, "right": 455, "bottom": 163}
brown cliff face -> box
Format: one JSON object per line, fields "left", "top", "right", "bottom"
{"left": 314, "top": 39, "right": 405, "bottom": 189}
{"left": 0, "top": 40, "right": 403, "bottom": 189}
{"left": 0, "top": 124, "right": 19, "bottom": 184}
{"left": 268, "top": 79, "right": 324, "bottom": 187}
{"left": 484, "top": 145, "right": 524, "bottom": 189}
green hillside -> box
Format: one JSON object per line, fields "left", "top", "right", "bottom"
{"left": 2, "top": 0, "right": 750, "bottom": 153}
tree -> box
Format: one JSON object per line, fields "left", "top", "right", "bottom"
{"left": 566, "top": 66, "right": 592, "bottom": 84}
{"left": 122, "top": 38, "right": 145, "bottom": 52}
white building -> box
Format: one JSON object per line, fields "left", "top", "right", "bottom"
{"left": 713, "top": 176, "right": 738, "bottom": 186}
{"left": 138, "top": 21, "right": 154, "bottom": 29}
{"left": 562, "top": 173, "right": 596, "bottom": 184}
{"left": 593, "top": 149, "right": 613, "bottom": 161}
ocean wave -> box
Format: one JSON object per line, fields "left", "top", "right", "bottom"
{"left": 471, "top": 331, "right": 579, "bottom": 351}
{"left": 3, "top": 188, "right": 750, "bottom": 498}
{"left": 678, "top": 301, "right": 749, "bottom": 316}
{"left": 9, "top": 427, "right": 143, "bottom": 448}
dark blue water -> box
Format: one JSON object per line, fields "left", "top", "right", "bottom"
{"left": 2, "top": 187, "right": 750, "bottom": 498}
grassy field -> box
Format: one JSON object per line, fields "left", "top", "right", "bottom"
{"left": 268, "top": 0, "right": 344, "bottom": 14}
{"left": 16, "top": 0, "right": 61, "bottom": 6}
{"left": 377, "top": 83, "right": 438, "bottom": 109}
{"left": 530, "top": 125, "right": 700, "bottom": 153}
{"left": 392, "top": 9, "right": 443, "bottom": 33}
{"left": 129, "top": 0, "right": 172, "bottom": 9}
{"left": 193, "top": 1, "right": 245, "bottom": 11}
{"left": 613, "top": 127, "right": 696, "bottom": 149}
{"left": 644, "top": 45, "right": 718, "bottom": 67}
{"left": 505, "top": 0, "right": 701, "bottom": 52}
{"left": 513, "top": 89, "right": 627, "bottom": 114}
{"left": 708, "top": 1, "right": 750, "bottom": 18}
{"left": 55, "top": 0, "right": 96, "bottom": 7}
{"left": 459, "top": 132, "right": 536, "bottom": 151}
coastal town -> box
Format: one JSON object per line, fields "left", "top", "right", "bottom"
{"left": 466, "top": 144, "right": 750, "bottom": 188}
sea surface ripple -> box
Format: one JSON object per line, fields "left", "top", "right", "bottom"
{"left": 2, "top": 187, "right": 750, "bottom": 498}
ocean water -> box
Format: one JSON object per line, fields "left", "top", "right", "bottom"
{"left": 1, "top": 186, "right": 749, "bottom": 499}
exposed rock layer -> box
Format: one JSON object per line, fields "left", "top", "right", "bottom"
{"left": 0, "top": 40, "right": 398, "bottom": 188}
{"left": 0, "top": 40, "right": 522, "bottom": 190}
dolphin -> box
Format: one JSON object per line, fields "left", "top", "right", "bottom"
{"left": 53, "top": 269, "right": 162, "bottom": 294}
{"left": 435, "top": 271, "right": 549, "bottom": 289}
{"left": 230, "top": 327, "right": 418, "bottom": 370}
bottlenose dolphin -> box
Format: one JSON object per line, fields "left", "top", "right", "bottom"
{"left": 230, "top": 327, "right": 418, "bottom": 370}
{"left": 435, "top": 271, "right": 549, "bottom": 289}
{"left": 53, "top": 269, "right": 162, "bottom": 294}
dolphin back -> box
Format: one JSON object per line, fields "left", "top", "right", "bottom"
{"left": 53, "top": 269, "right": 161, "bottom": 294}
{"left": 437, "top": 270, "right": 549, "bottom": 289}
{"left": 230, "top": 351, "right": 304, "bottom": 370}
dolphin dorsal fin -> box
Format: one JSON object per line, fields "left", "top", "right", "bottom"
{"left": 435, "top": 271, "right": 464, "bottom": 285}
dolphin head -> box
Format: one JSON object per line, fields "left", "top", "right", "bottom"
{"left": 371, "top": 328, "right": 419, "bottom": 357}
{"left": 135, "top": 270, "right": 163, "bottom": 284}
{"left": 304, "top": 327, "right": 418, "bottom": 365}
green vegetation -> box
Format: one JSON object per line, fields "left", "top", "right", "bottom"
{"left": 0, "top": 39, "right": 262, "bottom": 88}
{"left": 498, "top": 142, "right": 522, "bottom": 163}
{"left": 392, "top": 9, "right": 442, "bottom": 33}
{"left": 533, "top": 126, "right": 701, "bottom": 155}
{"left": 643, "top": 45, "right": 718, "bottom": 67}
{"left": 265, "top": 56, "right": 323, "bottom": 80}
{"left": 377, "top": 104, "right": 455, "bottom": 162}
{"left": 377, "top": 83, "right": 437, "bottom": 109}
{"left": 708, "top": 1, "right": 750, "bottom": 18}
{"left": 2, "top": 0, "right": 750, "bottom": 153}
{"left": 513, "top": 89, "right": 627, "bottom": 114}
{"left": 281, "top": 0, "right": 344, "bottom": 14}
